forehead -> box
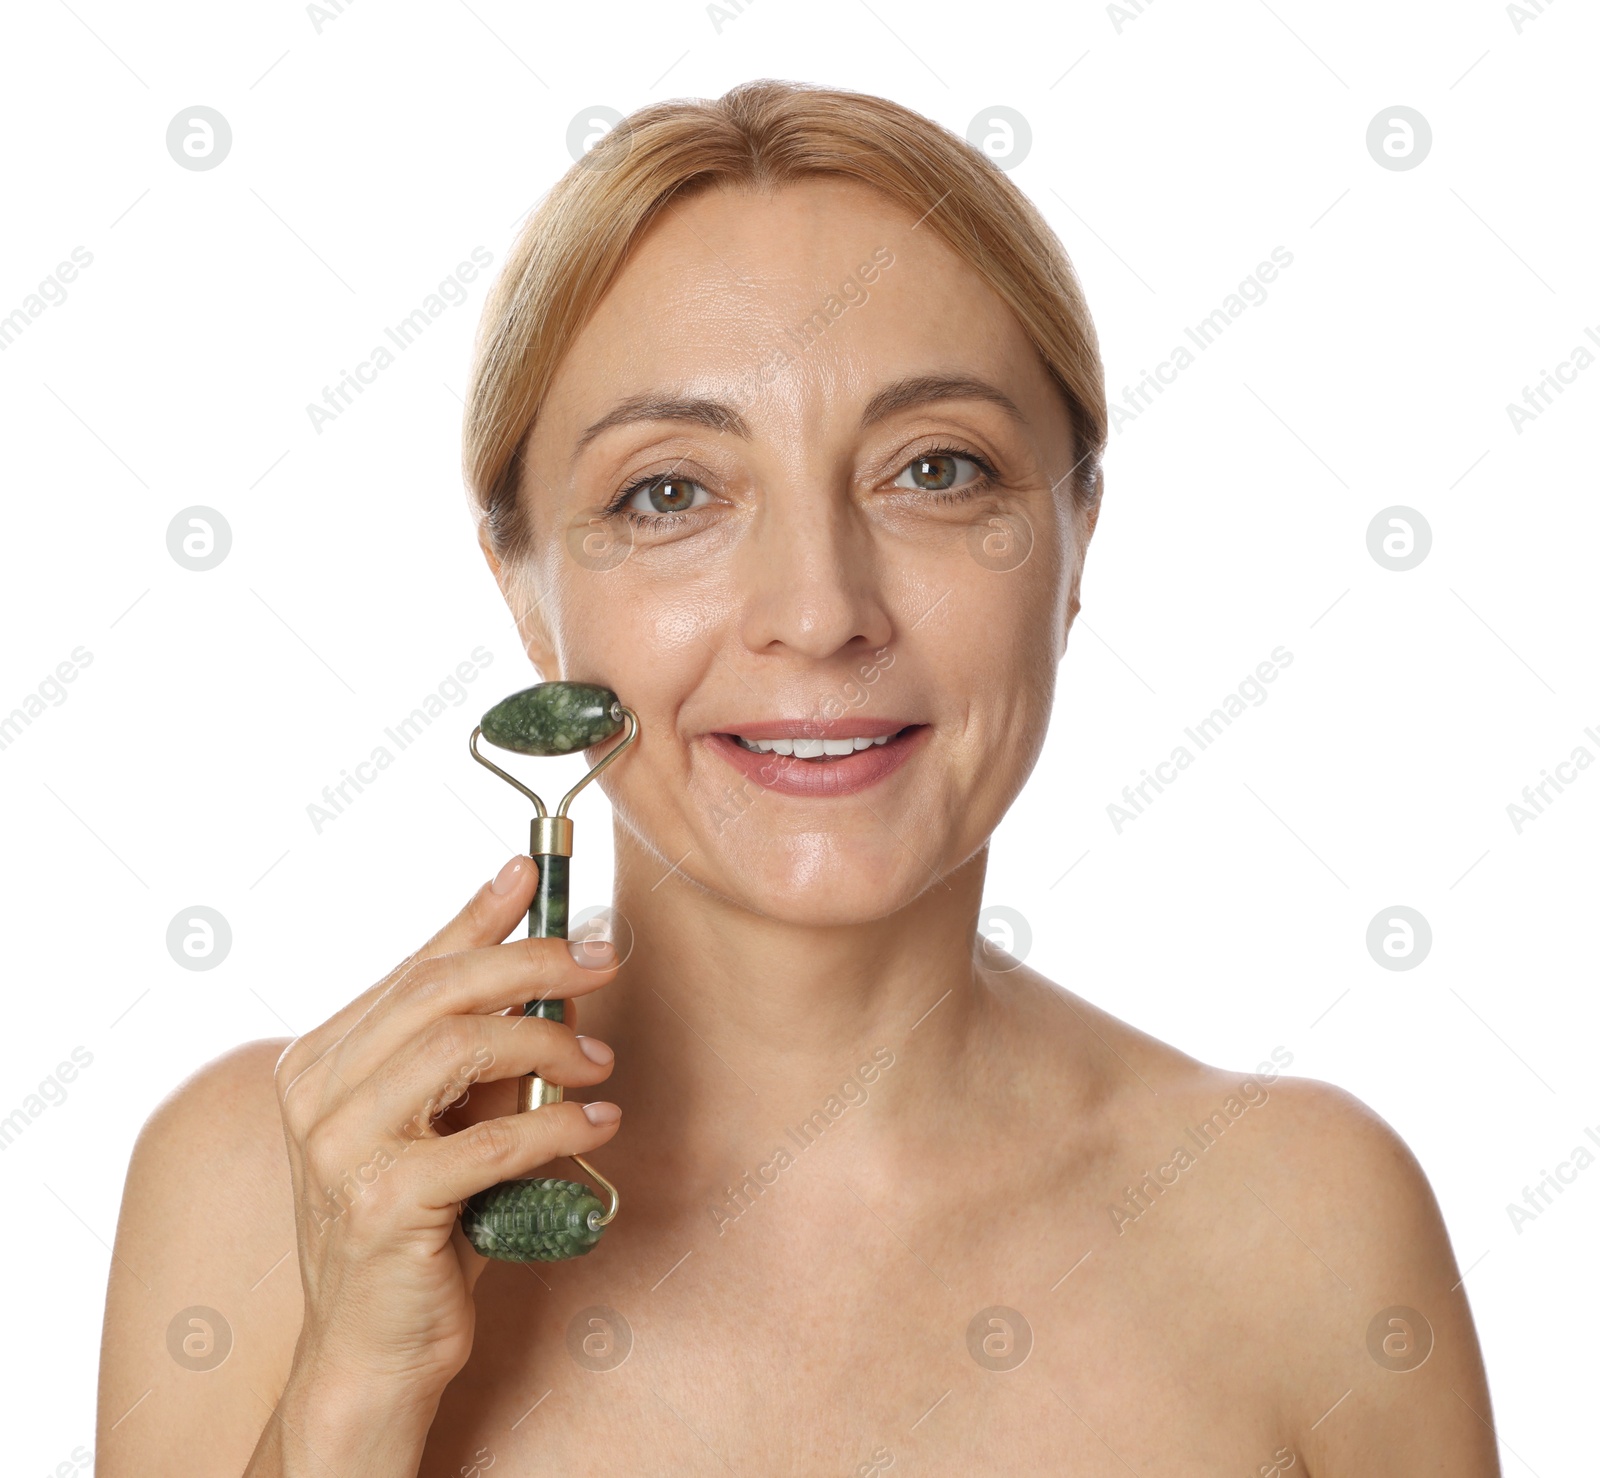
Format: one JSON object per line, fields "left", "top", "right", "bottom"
{"left": 532, "top": 176, "right": 1061, "bottom": 448}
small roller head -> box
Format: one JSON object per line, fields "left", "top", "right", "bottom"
{"left": 462, "top": 1176, "right": 608, "bottom": 1261}
{"left": 480, "top": 682, "right": 624, "bottom": 756}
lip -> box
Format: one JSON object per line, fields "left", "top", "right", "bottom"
{"left": 703, "top": 722, "right": 929, "bottom": 797}
{"left": 710, "top": 717, "right": 914, "bottom": 741}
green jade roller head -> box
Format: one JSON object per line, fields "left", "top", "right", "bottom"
{"left": 461, "top": 681, "right": 638, "bottom": 1262}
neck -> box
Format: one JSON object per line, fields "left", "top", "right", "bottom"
{"left": 568, "top": 828, "right": 998, "bottom": 1193}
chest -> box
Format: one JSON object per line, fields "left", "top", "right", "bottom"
{"left": 419, "top": 1178, "right": 1295, "bottom": 1477}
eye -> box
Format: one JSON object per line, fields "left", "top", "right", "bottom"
{"left": 892, "top": 449, "right": 992, "bottom": 494}
{"left": 612, "top": 473, "right": 714, "bottom": 521}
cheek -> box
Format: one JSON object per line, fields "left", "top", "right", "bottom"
{"left": 575, "top": 596, "right": 710, "bottom": 683}
{"left": 938, "top": 531, "right": 1066, "bottom": 769}
{"left": 944, "top": 521, "right": 1063, "bottom": 666}
{"left": 552, "top": 572, "right": 720, "bottom": 801}
{"left": 552, "top": 554, "right": 717, "bottom": 678}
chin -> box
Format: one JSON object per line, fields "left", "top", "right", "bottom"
{"left": 708, "top": 829, "right": 939, "bottom": 927}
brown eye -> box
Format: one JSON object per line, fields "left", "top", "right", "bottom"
{"left": 621, "top": 476, "right": 711, "bottom": 517}
{"left": 894, "top": 453, "right": 983, "bottom": 493}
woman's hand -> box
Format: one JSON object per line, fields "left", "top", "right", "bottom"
{"left": 271, "top": 853, "right": 621, "bottom": 1412}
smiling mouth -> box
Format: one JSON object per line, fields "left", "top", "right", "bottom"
{"left": 725, "top": 726, "right": 913, "bottom": 760}
{"left": 703, "top": 722, "right": 927, "bottom": 794}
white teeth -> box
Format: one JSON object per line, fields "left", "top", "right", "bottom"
{"left": 733, "top": 732, "right": 897, "bottom": 757}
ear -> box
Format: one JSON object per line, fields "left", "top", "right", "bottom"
{"left": 1081, "top": 495, "right": 1101, "bottom": 548}
{"left": 478, "top": 535, "right": 559, "bottom": 681}
{"left": 478, "top": 534, "right": 503, "bottom": 586}
{"left": 1061, "top": 475, "right": 1102, "bottom": 652}
{"left": 1079, "top": 461, "right": 1104, "bottom": 550}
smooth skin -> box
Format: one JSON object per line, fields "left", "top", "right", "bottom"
{"left": 97, "top": 178, "right": 1500, "bottom": 1477}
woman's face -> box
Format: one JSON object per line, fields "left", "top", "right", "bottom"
{"left": 493, "top": 176, "right": 1090, "bottom": 926}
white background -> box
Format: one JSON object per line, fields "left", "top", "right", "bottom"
{"left": 1, "top": 1, "right": 1594, "bottom": 1472}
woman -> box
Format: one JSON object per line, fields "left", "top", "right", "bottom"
{"left": 97, "top": 80, "right": 1499, "bottom": 1476}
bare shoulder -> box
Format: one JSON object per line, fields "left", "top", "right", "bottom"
{"left": 96, "top": 1037, "right": 302, "bottom": 1478}
{"left": 1197, "top": 1068, "right": 1501, "bottom": 1474}
{"left": 1003, "top": 971, "right": 1499, "bottom": 1474}
{"left": 998, "top": 972, "right": 1497, "bottom": 1471}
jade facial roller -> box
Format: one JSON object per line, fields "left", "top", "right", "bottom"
{"left": 459, "top": 681, "right": 639, "bottom": 1261}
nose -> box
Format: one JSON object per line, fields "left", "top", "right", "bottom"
{"left": 736, "top": 476, "right": 894, "bottom": 661}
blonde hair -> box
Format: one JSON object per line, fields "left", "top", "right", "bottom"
{"left": 464, "top": 79, "right": 1106, "bottom": 565}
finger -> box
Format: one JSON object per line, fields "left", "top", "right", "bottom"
{"left": 278, "top": 855, "right": 541, "bottom": 1091}
{"left": 441, "top": 998, "right": 587, "bottom": 1132}
{"left": 411, "top": 1099, "right": 623, "bottom": 1210}
{"left": 417, "top": 854, "right": 541, "bottom": 961}
{"left": 295, "top": 932, "right": 619, "bottom": 1120}
{"left": 319, "top": 1013, "right": 614, "bottom": 1151}
{"left": 433, "top": 1009, "right": 598, "bottom": 1134}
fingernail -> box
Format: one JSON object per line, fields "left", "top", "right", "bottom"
{"left": 576, "top": 1035, "right": 614, "bottom": 1064}
{"left": 568, "top": 937, "right": 616, "bottom": 969}
{"left": 582, "top": 1101, "right": 621, "bottom": 1125}
{"left": 492, "top": 856, "right": 529, "bottom": 895}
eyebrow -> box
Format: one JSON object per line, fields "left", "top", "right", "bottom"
{"left": 574, "top": 394, "right": 749, "bottom": 455}
{"left": 860, "top": 373, "right": 1027, "bottom": 430}
{"left": 572, "top": 373, "right": 1027, "bottom": 455}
